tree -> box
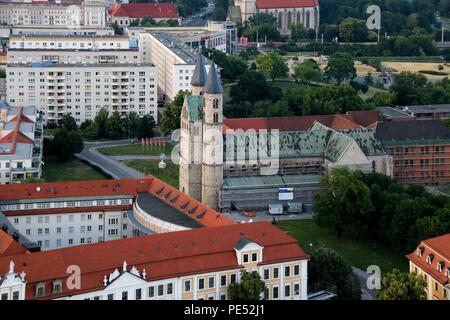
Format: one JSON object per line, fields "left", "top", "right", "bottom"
{"left": 308, "top": 247, "right": 361, "bottom": 300}
{"left": 290, "top": 22, "right": 309, "bottom": 41}
{"left": 252, "top": 99, "right": 293, "bottom": 118}
{"left": 324, "top": 52, "right": 356, "bottom": 84}
{"left": 338, "top": 17, "right": 369, "bottom": 42}
{"left": 105, "top": 111, "right": 124, "bottom": 139}
{"left": 82, "top": 121, "right": 99, "bottom": 140}
{"left": 230, "top": 71, "right": 272, "bottom": 104}
{"left": 136, "top": 114, "right": 156, "bottom": 139}
{"left": 255, "top": 52, "right": 288, "bottom": 81}
{"left": 294, "top": 59, "right": 322, "bottom": 84}
{"left": 243, "top": 24, "right": 282, "bottom": 42}
{"left": 94, "top": 108, "right": 109, "bottom": 138}
{"left": 248, "top": 12, "right": 277, "bottom": 27}
{"left": 123, "top": 111, "right": 140, "bottom": 138}
{"left": 52, "top": 128, "right": 83, "bottom": 161}
{"left": 376, "top": 269, "right": 427, "bottom": 300}
{"left": 58, "top": 113, "right": 78, "bottom": 131}
{"left": 313, "top": 167, "right": 375, "bottom": 238}
{"left": 160, "top": 90, "right": 190, "bottom": 135}
{"left": 80, "top": 119, "right": 93, "bottom": 131}
{"left": 390, "top": 71, "right": 428, "bottom": 105}
{"left": 227, "top": 270, "right": 267, "bottom": 300}
{"left": 111, "top": 22, "right": 123, "bottom": 35}
{"left": 140, "top": 15, "right": 156, "bottom": 26}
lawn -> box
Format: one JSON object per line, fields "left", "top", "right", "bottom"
{"left": 120, "top": 159, "right": 179, "bottom": 189}
{"left": 42, "top": 155, "right": 111, "bottom": 182}
{"left": 276, "top": 219, "right": 408, "bottom": 274}
{"left": 359, "top": 86, "right": 387, "bottom": 100}
{"left": 381, "top": 61, "right": 449, "bottom": 79}
{"left": 97, "top": 142, "right": 174, "bottom": 156}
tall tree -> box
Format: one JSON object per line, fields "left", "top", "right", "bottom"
{"left": 324, "top": 52, "right": 356, "bottom": 84}
{"left": 376, "top": 269, "right": 427, "bottom": 300}
{"left": 160, "top": 90, "right": 191, "bottom": 135}
{"left": 104, "top": 111, "right": 124, "bottom": 139}
{"left": 58, "top": 113, "right": 78, "bottom": 131}
{"left": 52, "top": 128, "right": 84, "bottom": 161}
{"left": 255, "top": 52, "right": 289, "bottom": 81}
{"left": 294, "top": 59, "right": 322, "bottom": 84}
{"left": 227, "top": 270, "right": 267, "bottom": 300}
{"left": 94, "top": 108, "right": 109, "bottom": 138}
{"left": 308, "top": 247, "right": 361, "bottom": 300}
{"left": 313, "top": 167, "right": 375, "bottom": 238}
{"left": 136, "top": 114, "right": 156, "bottom": 139}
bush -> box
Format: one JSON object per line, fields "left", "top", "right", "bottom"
{"left": 418, "top": 70, "right": 448, "bottom": 76}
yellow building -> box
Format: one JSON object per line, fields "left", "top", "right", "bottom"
{"left": 406, "top": 233, "right": 450, "bottom": 300}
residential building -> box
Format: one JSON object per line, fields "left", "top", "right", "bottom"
{"left": 7, "top": 34, "right": 139, "bottom": 65}
{"left": 0, "top": 101, "right": 43, "bottom": 184}
{"left": 376, "top": 106, "right": 415, "bottom": 122}
{"left": 139, "top": 32, "right": 212, "bottom": 101}
{"left": 229, "top": 0, "right": 319, "bottom": 35}
{"left": 406, "top": 233, "right": 450, "bottom": 300}
{"left": 0, "top": 219, "right": 309, "bottom": 300}
{"left": 0, "top": 0, "right": 106, "bottom": 27}
{"left": 108, "top": 2, "right": 181, "bottom": 26}
{"left": 376, "top": 120, "right": 450, "bottom": 186}
{"left": 6, "top": 62, "right": 158, "bottom": 125}
{"left": 377, "top": 104, "right": 450, "bottom": 121}
{"left": 11, "top": 26, "right": 115, "bottom": 37}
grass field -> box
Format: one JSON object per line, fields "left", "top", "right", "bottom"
{"left": 359, "top": 86, "right": 387, "bottom": 100}
{"left": 381, "top": 62, "right": 450, "bottom": 78}
{"left": 97, "top": 142, "right": 173, "bottom": 156}
{"left": 42, "top": 155, "right": 111, "bottom": 182}
{"left": 354, "top": 61, "right": 380, "bottom": 77}
{"left": 120, "top": 159, "right": 179, "bottom": 188}
{"left": 276, "top": 219, "right": 408, "bottom": 274}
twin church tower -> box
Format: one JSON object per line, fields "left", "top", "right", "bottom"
{"left": 179, "top": 54, "right": 224, "bottom": 210}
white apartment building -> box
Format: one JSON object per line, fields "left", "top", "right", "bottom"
{"left": 7, "top": 35, "right": 140, "bottom": 65}
{"left": 11, "top": 26, "right": 115, "bottom": 37}
{"left": 0, "top": 0, "right": 106, "bottom": 27}
{"left": 139, "top": 32, "right": 212, "bottom": 101}
{"left": 0, "top": 101, "right": 43, "bottom": 184}
{"left": 6, "top": 62, "right": 158, "bottom": 125}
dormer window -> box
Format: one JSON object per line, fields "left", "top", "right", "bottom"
{"left": 243, "top": 254, "right": 249, "bottom": 263}
{"left": 437, "top": 261, "right": 445, "bottom": 272}
{"left": 52, "top": 279, "right": 63, "bottom": 295}
{"left": 417, "top": 246, "right": 425, "bottom": 257}
{"left": 446, "top": 267, "right": 450, "bottom": 278}
{"left": 426, "top": 254, "right": 434, "bottom": 264}
{"left": 35, "top": 282, "right": 46, "bottom": 298}
{"left": 252, "top": 253, "right": 257, "bottom": 262}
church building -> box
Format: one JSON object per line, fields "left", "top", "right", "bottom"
{"left": 229, "top": 0, "right": 320, "bottom": 35}
{"left": 179, "top": 53, "right": 393, "bottom": 212}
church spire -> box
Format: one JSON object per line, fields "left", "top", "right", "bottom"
{"left": 190, "top": 51, "right": 207, "bottom": 88}
{"left": 204, "top": 63, "right": 223, "bottom": 94}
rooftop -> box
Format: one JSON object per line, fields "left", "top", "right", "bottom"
{"left": 376, "top": 120, "right": 450, "bottom": 142}
{"left": 109, "top": 3, "right": 179, "bottom": 19}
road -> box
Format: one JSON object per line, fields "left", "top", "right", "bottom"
{"left": 181, "top": 1, "right": 215, "bottom": 27}
{"left": 75, "top": 140, "right": 144, "bottom": 180}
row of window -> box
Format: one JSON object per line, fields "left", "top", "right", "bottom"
{"left": 3, "top": 199, "right": 130, "bottom": 211}
{"left": 389, "top": 146, "right": 446, "bottom": 155}
{"left": 21, "top": 224, "right": 126, "bottom": 236}
{"left": 394, "top": 159, "right": 446, "bottom": 167}
{"left": 263, "top": 283, "right": 301, "bottom": 300}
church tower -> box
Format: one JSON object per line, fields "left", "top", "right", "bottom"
{"left": 201, "top": 63, "right": 224, "bottom": 211}
{"left": 178, "top": 53, "right": 206, "bottom": 201}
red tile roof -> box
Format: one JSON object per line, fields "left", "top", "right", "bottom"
{"left": 0, "top": 230, "right": 30, "bottom": 257}
{"left": 0, "top": 107, "right": 35, "bottom": 155}
{"left": 0, "top": 221, "right": 308, "bottom": 299}
{"left": 256, "top": 0, "right": 319, "bottom": 9}
{"left": 406, "top": 233, "right": 450, "bottom": 286}
{"left": 109, "top": 3, "right": 180, "bottom": 19}
{"left": 223, "top": 111, "right": 381, "bottom": 133}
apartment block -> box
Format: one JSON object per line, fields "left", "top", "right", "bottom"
{"left": 0, "top": 101, "right": 43, "bottom": 184}
{"left": 139, "top": 32, "right": 212, "bottom": 101}
{"left": 0, "top": 0, "right": 106, "bottom": 27}
{"left": 7, "top": 35, "right": 139, "bottom": 65}
{"left": 6, "top": 62, "right": 158, "bottom": 125}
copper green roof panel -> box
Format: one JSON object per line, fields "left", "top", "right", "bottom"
{"left": 185, "top": 95, "right": 204, "bottom": 122}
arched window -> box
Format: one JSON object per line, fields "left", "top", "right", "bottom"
{"left": 306, "top": 11, "right": 310, "bottom": 29}
{"left": 213, "top": 113, "right": 219, "bottom": 123}
{"left": 287, "top": 12, "right": 292, "bottom": 27}
{"left": 278, "top": 12, "right": 282, "bottom": 29}
{"left": 314, "top": 7, "right": 318, "bottom": 29}
{"left": 213, "top": 98, "right": 219, "bottom": 109}
{"left": 297, "top": 11, "right": 301, "bottom": 24}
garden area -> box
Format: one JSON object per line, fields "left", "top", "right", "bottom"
{"left": 42, "top": 155, "right": 111, "bottom": 182}
{"left": 97, "top": 142, "right": 174, "bottom": 157}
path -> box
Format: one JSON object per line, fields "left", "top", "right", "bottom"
{"left": 352, "top": 267, "right": 376, "bottom": 300}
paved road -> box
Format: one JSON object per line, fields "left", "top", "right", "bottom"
{"left": 75, "top": 140, "right": 144, "bottom": 180}
{"left": 352, "top": 267, "right": 376, "bottom": 300}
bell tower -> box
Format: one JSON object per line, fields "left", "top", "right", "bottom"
{"left": 201, "top": 63, "right": 224, "bottom": 211}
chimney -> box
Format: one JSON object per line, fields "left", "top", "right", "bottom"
{"left": 12, "top": 232, "right": 19, "bottom": 241}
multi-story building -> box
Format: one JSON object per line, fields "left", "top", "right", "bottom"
{"left": 11, "top": 26, "right": 115, "bottom": 37}
{"left": 125, "top": 21, "right": 238, "bottom": 55}
{"left": 6, "top": 62, "right": 158, "bottom": 125}
{"left": 377, "top": 104, "right": 450, "bottom": 121}
{"left": 7, "top": 34, "right": 139, "bottom": 65}
{"left": 0, "top": 0, "right": 106, "bottom": 27}
{"left": 139, "top": 32, "right": 212, "bottom": 101}
{"left": 108, "top": 2, "right": 181, "bottom": 27}
{"left": 406, "top": 233, "right": 450, "bottom": 300}
{"left": 376, "top": 120, "right": 450, "bottom": 186}
{"left": 0, "top": 219, "right": 309, "bottom": 300}
{"left": 0, "top": 101, "right": 43, "bottom": 184}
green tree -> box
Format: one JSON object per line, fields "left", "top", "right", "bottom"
{"left": 52, "top": 128, "right": 83, "bottom": 161}
{"left": 140, "top": 15, "right": 156, "bottom": 26}
{"left": 243, "top": 24, "right": 282, "bottom": 42}
{"left": 227, "top": 270, "right": 267, "bottom": 300}
{"left": 136, "top": 114, "right": 156, "bottom": 139}
{"left": 160, "top": 90, "right": 190, "bottom": 135}
{"left": 58, "top": 113, "right": 78, "bottom": 131}
{"left": 252, "top": 99, "right": 293, "bottom": 117}
{"left": 123, "top": 111, "right": 140, "bottom": 138}
{"left": 308, "top": 247, "right": 361, "bottom": 300}
{"left": 313, "top": 167, "right": 375, "bottom": 238}
{"left": 376, "top": 269, "right": 427, "bottom": 300}
{"left": 82, "top": 121, "right": 99, "bottom": 140}
{"left": 390, "top": 71, "right": 428, "bottom": 105}
{"left": 247, "top": 12, "right": 277, "bottom": 27}
{"left": 294, "top": 59, "right": 322, "bottom": 84}
{"left": 230, "top": 71, "right": 272, "bottom": 104}
{"left": 255, "top": 52, "right": 289, "bottom": 81}
{"left": 338, "top": 17, "right": 369, "bottom": 42}
{"left": 111, "top": 22, "right": 123, "bottom": 35}
{"left": 0, "top": 68, "right": 5, "bottom": 78}
{"left": 105, "top": 111, "right": 124, "bottom": 139}
{"left": 290, "top": 22, "right": 309, "bottom": 41}
{"left": 324, "top": 52, "right": 356, "bottom": 84}
{"left": 94, "top": 108, "right": 109, "bottom": 138}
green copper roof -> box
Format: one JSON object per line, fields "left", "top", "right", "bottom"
{"left": 185, "top": 95, "right": 204, "bottom": 122}
{"left": 227, "top": 6, "right": 241, "bottom": 20}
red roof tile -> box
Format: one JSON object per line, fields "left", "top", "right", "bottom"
{"left": 0, "top": 230, "right": 30, "bottom": 257}
{"left": 109, "top": 3, "right": 180, "bottom": 19}
{"left": 256, "top": 0, "right": 319, "bottom": 9}
{"left": 406, "top": 233, "right": 450, "bottom": 286}
{"left": 0, "top": 221, "right": 308, "bottom": 299}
